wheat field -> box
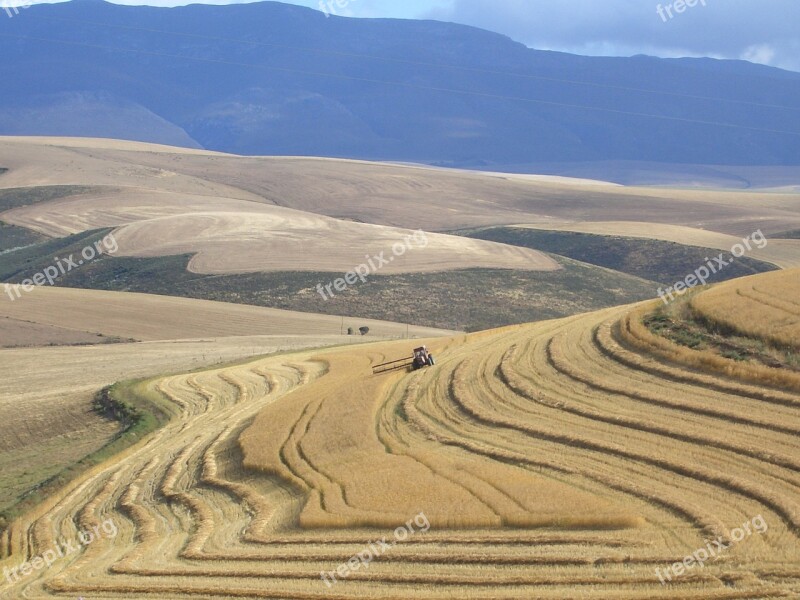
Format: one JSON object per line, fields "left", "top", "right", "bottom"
{"left": 1, "top": 271, "right": 799, "bottom": 599}
{"left": 618, "top": 270, "right": 800, "bottom": 392}
{"left": 689, "top": 269, "right": 800, "bottom": 349}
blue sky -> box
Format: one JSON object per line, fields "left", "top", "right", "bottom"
{"left": 31, "top": 0, "right": 800, "bottom": 71}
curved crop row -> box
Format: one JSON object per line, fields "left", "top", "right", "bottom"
{"left": 2, "top": 274, "right": 799, "bottom": 598}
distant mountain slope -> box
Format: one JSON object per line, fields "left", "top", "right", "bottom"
{"left": 0, "top": 91, "right": 201, "bottom": 149}
{"left": 0, "top": 0, "right": 798, "bottom": 171}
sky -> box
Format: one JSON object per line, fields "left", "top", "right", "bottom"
{"left": 42, "top": 0, "right": 800, "bottom": 72}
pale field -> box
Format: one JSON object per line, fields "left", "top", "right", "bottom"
{"left": 1, "top": 190, "right": 558, "bottom": 275}
{"left": 1, "top": 137, "right": 800, "bottom": 273}
{"left": 0, "top": 286, "right": 455, "bottom": 343}
{"left": 1, "top": 136, "right": 799, "bottom": 598}
{"left": 2, "top": 270, "right": 798, "bottom": 599}
{"left": 0, "top": 138, "right": 561, "bottom": 275}
{"left": 0, "top": 316, "right": 119, "bottom": 348}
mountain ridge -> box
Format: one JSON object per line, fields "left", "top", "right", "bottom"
{"left": 1, "top": 0, "right": 798, "bottom": 173}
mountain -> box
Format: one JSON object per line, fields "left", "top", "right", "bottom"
{"left": 0, "top": 91, "right": 201, "bottom": 148}
{"left": 1, "top": 0, "right": 799, "bottom": 173}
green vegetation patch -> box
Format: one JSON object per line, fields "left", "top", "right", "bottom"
{"left": 644, "top": 297, "right": 799, "bottom": 372}
{"left": 94, "top": 385, "right": 146, "bottom": 430}
{"left": 46, "top": 251, "right": 657, "bottom": 332}
{"left": 0, "top": 222, "right": 49, "bottom": 253}
{"left": 0, "top": 185, "right": 100, "bottom": 212}
{"left": 0, "top": 377, "right": 170, "bottom": 531}
{"left": 0, "top": 228, "right": 115, "bottom": 282}
{"left": 462, "top": 227, "right": 778, "bottom": 285}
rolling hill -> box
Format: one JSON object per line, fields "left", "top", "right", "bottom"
{"left": 1, "top": 136, "right": 797, "bottom": 330}
{"left": 0, "top": 284, "right": 453, "bottom": 525}
{"left": 1, "top": 269, "right": 798, "bottom": 599}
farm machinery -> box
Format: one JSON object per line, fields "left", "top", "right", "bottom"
{"left": 372, "top": 346, "right": 436, "bottom": 375}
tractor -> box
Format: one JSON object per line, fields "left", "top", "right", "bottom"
{"left": 372, "top": 345, "right": 436, "bottom": 375}
{"left": 411, "top": 346, "right": 435, "bottom": 370}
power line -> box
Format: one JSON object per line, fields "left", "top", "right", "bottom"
{"left": 1, "top": 31, "right": 798, "bottom": 137}
{"left": 25, "top": 14, "right": 800, "bottom": 113}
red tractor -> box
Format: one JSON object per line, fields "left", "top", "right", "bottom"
{"left": 412, "top": 346, "right": 435, "bottom": 370}
{"left": 372, "top": 346, "right": 437, "bottom": 375}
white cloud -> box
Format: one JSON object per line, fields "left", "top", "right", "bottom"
{"left": 739, "top": 40, "right": 800, "bottom": 72}
{"left": 424, "top": 0, "right": 800, "bottom": 72}
{"left": 741, "top": 44, "right": 776, "bottom": 66}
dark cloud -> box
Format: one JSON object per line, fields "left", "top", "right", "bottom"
{"left": 424, "top": 0, "right": 800, "bottom": 71}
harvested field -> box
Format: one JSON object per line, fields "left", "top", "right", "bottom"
{"left": 688, "top": 269, "right": 800, "bottom": 350}
{"left": 620, "top": 269, "right": 800, "bottom": 392}
{"left": 2, "top": 271, "right": 798, "bottom": 599}
{"left": 0, "top": 286, "right": 452, "bottom": 523}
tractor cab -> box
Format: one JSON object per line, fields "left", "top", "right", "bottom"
{"left": 412, "top": 346, "right": 435, "bottom": 370}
